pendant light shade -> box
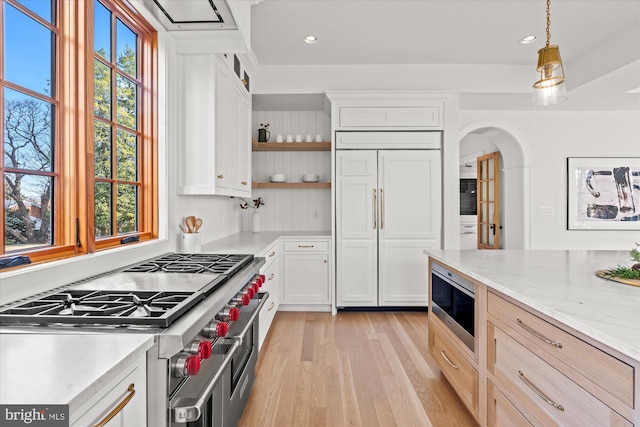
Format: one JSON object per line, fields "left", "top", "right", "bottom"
{"left": 532, "top": 0, "right": 567, "bottom": 106}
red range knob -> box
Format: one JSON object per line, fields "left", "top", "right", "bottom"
{"left": 198, "top": 341, "right": 213, "bottom": 359}
{"left": 185, "top": 355, "right": 201, "bottom": 376}
{"left": 229, "top": 306, "right": 239, "bottom": 321}
{"left": 253, "top": 278, "right": 263, "bottom": 288}
{"left": 173, "top": 353, "right": 201, "bottom": 377}
{"left": 252, "top": 283, "right": 260, "bottom": 294}
{"left": 241, "top": 293, "right": 250, "bottom": 305}
{"left": 259, "top": 274, "right": 266, "bottom": 283}
{"left": 217, "top": 321, "right": 228, "bottom": 337}
{"left": 243, "top": 286, "right": 255, "bottom": 299}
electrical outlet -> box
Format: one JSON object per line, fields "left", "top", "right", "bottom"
{"left": 538, "top": 206, "right": 555, "bottom": 215}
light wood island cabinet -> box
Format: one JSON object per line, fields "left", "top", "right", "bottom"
{"left": 428, "top": 255, "right": 640, "bottom": 427}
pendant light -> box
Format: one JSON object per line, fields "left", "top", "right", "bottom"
{"left": 532, "top": 0, "right": 567, "bottom": 106}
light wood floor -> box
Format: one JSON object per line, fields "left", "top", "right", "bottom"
{"left": 239, "top": 311, "right": 478, "bottom": 427}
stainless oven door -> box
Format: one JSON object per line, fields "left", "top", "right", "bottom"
{"left": 226, "top": 292, "right": 268, "bottom": 426}
{"left": 169, "top": 339, "right": 239, "bottom": 427}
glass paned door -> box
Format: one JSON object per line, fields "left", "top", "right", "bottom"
{"left": 477, "top": 151, "right": 501, "bottom": 249}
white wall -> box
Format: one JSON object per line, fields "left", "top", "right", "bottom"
{"left": 460, "top": 110, "right": 640, "bottom": 249}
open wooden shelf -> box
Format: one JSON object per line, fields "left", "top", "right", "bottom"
{"left": 252, "top": 139, "right": 331, "bottom": 151}
{"left": 252, "top": 181, "right": 331, "bottom": 189}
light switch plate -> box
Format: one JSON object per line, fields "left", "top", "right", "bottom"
{"left": 537, "top": 206, "right": 555, "bottom": 215}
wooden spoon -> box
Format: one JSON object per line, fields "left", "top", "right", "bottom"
{"left": 194, "top": 218, "right": 203, "bottom": 233}
{"left": 185, "top": 216, "right": 196, "bottom": 233}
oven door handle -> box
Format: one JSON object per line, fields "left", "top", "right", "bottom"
{"left": 230, "top": 292, "right": 269, "bottom": 346}
{"left": 171, "top": 340, "right": 241, "bottom": 423}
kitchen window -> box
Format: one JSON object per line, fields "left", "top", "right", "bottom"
{"left": 0, "top": 0, "right": 157, "bottom": 263}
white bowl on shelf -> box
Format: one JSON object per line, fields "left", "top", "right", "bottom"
{"left": 270, "top": 173, "right": 287, "bottom": 183}
{"left": 301, "top": 174, "right": 320, "bottom": 183}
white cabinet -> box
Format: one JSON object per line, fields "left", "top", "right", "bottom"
{"left": 338, "top": 106, "right": 442, "bottom": 128}
{"left": 71, "top": 354, "right": 146, "bottom": 427}
{"left": 281, "top": 239, "right": 331, "bottom": 309}
{"left": 258, "top": 241, "right": 280, "bottom": 350}
{"left": 336, "top": 147, "right": 441, "bottom": 307}
{"left": 176, "top": 53, "right": 251, "bottom": 196}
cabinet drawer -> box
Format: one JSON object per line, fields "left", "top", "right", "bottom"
{"left": 488, "top": 380, "right": 533, "bottom": 427}
{"left": 339, "top": 106, "right": 441, "bottom": 128}
{"left": 260, "top": 242, "right": 279, "bottom": 271}
{"left": 283, "top": 240, "right": 329, "bottom": 252}
{"left": 488, "top": 323, "right": 632, "bottom": 427}
{"left": 488, "top": 292, "right": 634, "bottom": 408}
{"left": 259, "top": 290, "right": 279, "bottom": 350}
{"left": 429, "top": 319, "right": 478, "bottom": 417}
{"left": 260, "top": 257, "right": 279, "bottom": 297}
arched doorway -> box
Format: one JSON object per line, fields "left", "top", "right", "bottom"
{"left": 458, "top": 122, "right": 531, "bottom": 249}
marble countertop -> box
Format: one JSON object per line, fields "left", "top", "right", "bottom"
{"left": 202, "top": 231, "right": 330, "bottom": 255}
{"left": 426, "top": 250, "right": 640, "bottom": 361}
{"left": 0, "top": 333, "right": 154, "bottom": 413}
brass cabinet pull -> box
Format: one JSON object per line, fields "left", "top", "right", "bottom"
{"left": 217, "top": 174, "right": 224, "bottom": 179}
{"left": 440, "top": 351, "right": 459, "bottom": 370}
{"left": 517, "top": 318, "right": 563, "bottom": 348}
{"left": 93, "top": 383, "right": 136, "bottom": 427}
{"left": 380, "top": 188, "right": 384, "bottom": 229}
{"left": 241, "top": 79, "right": 248, "bottom": 86}
{"left": 268, "top": 301, "right": 275, "bottom": 311}
{"left": 268, "top": 251, "right": 276, "bottom": 257}
{"left": 298, "top": 245, "right": 314, "bottom": 248}
{"left": 518, "top": 371, "right": 565, "bottom": 411}
{"left": 241, "top": 181, "right": 247, "bottom": 186}
{"left": 373, "top": 188, "right": 377, "bottom": 229}
{"left": 268, "top": 273, "right": 275, "bottom": 280}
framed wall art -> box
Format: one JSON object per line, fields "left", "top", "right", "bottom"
{"left": 567, "top": 157, "right": 640, "bottom": 230}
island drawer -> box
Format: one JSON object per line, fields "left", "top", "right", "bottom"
{"left": 487, "top": 379, "right": 533, "bottom": 427}
{"left": 488, "top": 323, "right": 632, "bottom": 427}
{"left": 259, "top": 241, "right": 279, "bottom": 271}
{"left": 429, "top": 319, "right": 478, "bottom": 417}
{"left": 487, "top": 291, "right": 634, "bottom": 409}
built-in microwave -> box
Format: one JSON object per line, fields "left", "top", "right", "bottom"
{"left": 430, "top": 262, "right": 475, "bottom": 351}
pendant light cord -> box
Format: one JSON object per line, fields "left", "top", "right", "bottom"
{"left": 545, "top": 0, "right": 551, "bottom": 48}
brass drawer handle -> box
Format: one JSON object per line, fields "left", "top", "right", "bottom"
{"left": 268, "top": 301, "right": 275, "bottom": 311}
{"left": 268, "top": 273, "right": 275, "bottom": 280}
{"left": 380, "top": 187, "right": 384, "bottom": 229}
{"left": 268, "top": 251, "right": 276, "bottom": 257}
{"left": 241, "top": 181, "right": 247, "bottom": 186}
{"left": 518, "top": 371, "right": 565, "bottom": 411}
{"left": 517, "top": 318, "right": 563, "bottom": 348}
{"left": 440, "top": 351, "right": 459, "bottom": 370}
{"left": 373, "top": 188, "right": 377, "bottom": 229}
{"left": 93, "top": 383, "right": 136, "bottom": 427}
{"left": 217, "top": 174, "right": 224, "bottom": 179}
{"left": 298, "top": 245, "right": 314, "bottom": 248}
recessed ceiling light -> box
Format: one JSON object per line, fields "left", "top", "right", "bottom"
{"left": 304, "top": 35, "right": 318, "bottom": 44}
{"left": 520, "top": 35, "right": 538, "bottom": 44}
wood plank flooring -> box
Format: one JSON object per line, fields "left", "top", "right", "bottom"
{"left": 239, "top": 311, "right": 478, "bottom": 427}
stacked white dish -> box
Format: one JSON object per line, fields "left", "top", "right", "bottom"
{"left": 301, "top": 174, "right": 320, "bottom": 183}
{"left": 270, "top": 173, "right": 287, "bottom": 183}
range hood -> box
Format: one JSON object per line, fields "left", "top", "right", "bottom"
{"left": 140, "top": 0, "right": 237, "bottom": 30}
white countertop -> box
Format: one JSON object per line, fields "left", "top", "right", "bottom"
{"left": 202, "top": 231, "right": 330, "bottom": 255}
{"left": 426, "top": 250, "right": 640, "bottom": 362}
{"left": 0, "top": 333, "right": 153, "bottom": 413}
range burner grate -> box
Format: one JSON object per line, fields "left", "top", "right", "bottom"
{"left": 0, "top": 290, "right": 204, "bottom": 327}
{"left": 122, "top": 253, "right": 253, "bottom": 276}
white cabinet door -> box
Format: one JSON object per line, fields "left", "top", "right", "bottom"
{"left": 71, "top": 355, "right": 146, "bottom": 427}
{"left": 178, "top": 54, "right": 251, "bottom": 196}
{"left": 378, "top": 150, "right": 441, "bottom": 306}
{"left": 378, "top": 150, "right": 441, "bottom": 240}
{"left": 282, "top": 253, "right": 329, "bottom": 304}
{"left": 336, "top": 151, "right": 378, "bottom": 306}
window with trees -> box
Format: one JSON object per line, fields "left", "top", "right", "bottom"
{"left": 1, "top": 0, "right": 157, "bottom": 264}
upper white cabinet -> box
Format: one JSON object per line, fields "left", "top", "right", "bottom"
{"left": 176, "top": 53, "right": 251, "bottom": 196}
{"left": 339, "top": 106, "right": 441, "bottom": 128}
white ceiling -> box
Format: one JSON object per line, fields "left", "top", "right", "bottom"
{"left": 249, "top": 0, "right": 640, "bottom": 110}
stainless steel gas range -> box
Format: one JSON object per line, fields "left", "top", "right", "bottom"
{"left": 0, "top": 253, "right": 267, "bottom": 427}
